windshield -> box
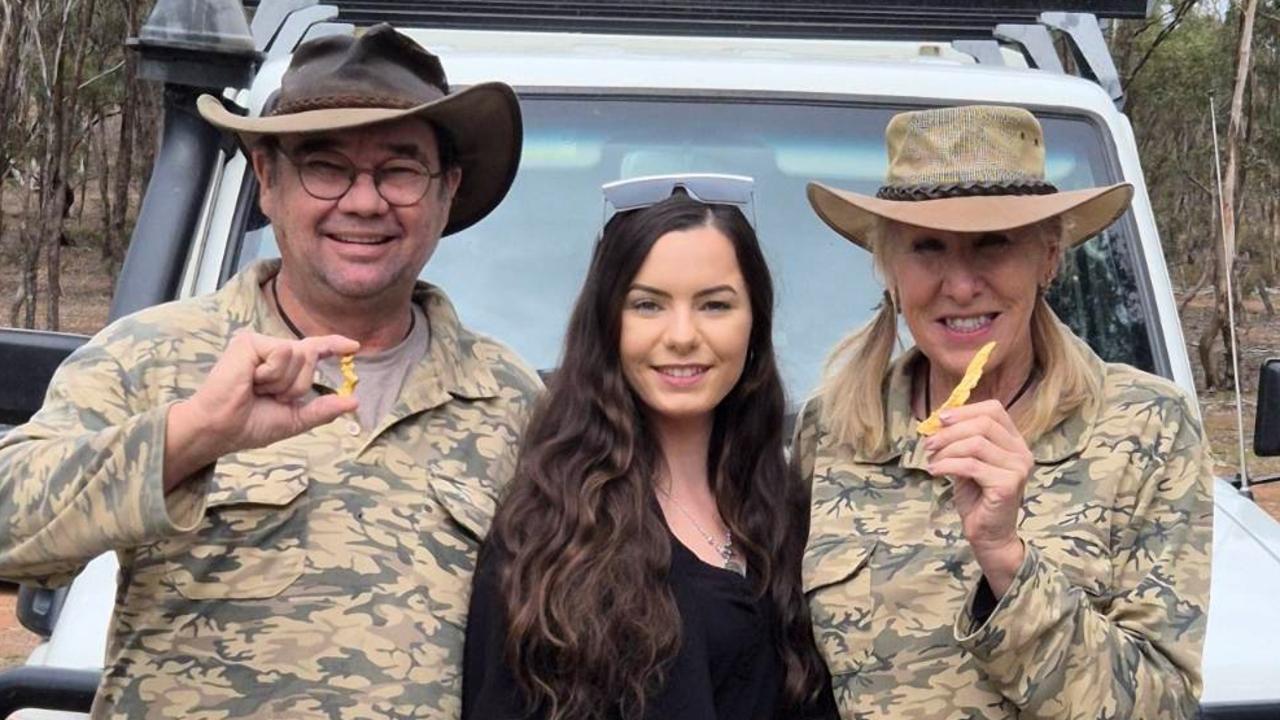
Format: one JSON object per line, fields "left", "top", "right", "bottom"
{"left": 238, "top": 96, "right": 1154, "bottom": 403}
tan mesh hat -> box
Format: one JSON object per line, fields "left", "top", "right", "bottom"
{"left": 807, "top": 105, "right": 1133, "bottom": 250}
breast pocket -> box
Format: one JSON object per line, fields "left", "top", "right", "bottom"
{"left": 426, "top": 465, "right": 499, "bottom": 546}
{"left": 804, "top": 537, "right": 877, "bottom": 677}
{"left": 167, "top": 451, "right": 310, "bottom": 600}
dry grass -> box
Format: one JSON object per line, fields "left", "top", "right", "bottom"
{"left": 0, "top": 586, "right": 39, "bottom": 669}
{"left": 0, "top": 178, "right": 129, "bottom": 335}
{"left": 0, "top": 243, "right": 114, "bottom": 336}
{"left": 1180, "top": 292, "right": 1280, "bottom": 520}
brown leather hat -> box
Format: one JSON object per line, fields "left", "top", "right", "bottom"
{"left": 198, "top": 24, "right": 522, "bottom": 236}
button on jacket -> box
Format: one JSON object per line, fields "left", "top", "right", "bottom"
{"left": 795, "top": 340, "right": 1212, "bottom": 719}
{"left": 0, "top": 260, "right": 543, "bottom": 719}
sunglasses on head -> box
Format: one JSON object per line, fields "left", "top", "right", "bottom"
{"left": 601, "top": 173, "right": 757, "bottom": 226}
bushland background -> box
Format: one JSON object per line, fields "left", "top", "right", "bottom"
{"left": 0, "top": 0, "right": 1278, "bottom": 665}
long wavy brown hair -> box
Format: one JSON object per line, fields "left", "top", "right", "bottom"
{"left": 487, "top": 193, "right": 826, "bottom": 720}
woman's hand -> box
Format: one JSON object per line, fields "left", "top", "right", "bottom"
{"left": 923, "top": 400, "right": 1034, "bottom": 597}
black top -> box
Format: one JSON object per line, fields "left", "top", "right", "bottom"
{"left": 462, "top": 534, "right": 837, "bottom": 720}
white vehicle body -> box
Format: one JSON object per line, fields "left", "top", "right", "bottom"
{"left": 14, "top": 16, "right": 1280, "bottom": 719}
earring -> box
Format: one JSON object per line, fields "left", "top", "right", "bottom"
{"left": 884, "top": 289, "right": 900, "bottom": 314}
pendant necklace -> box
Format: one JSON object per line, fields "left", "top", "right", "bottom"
{"left": 269, "top": 275, "right": 415, "bottom": 341}
{"left": 657, "top": 484, "right": 746, "bottom": 577}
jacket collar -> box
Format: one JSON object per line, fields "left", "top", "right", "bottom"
{"left": 853, "top": 338, "right": 1106, "bottom": 468}
{"left": 219, "top": 260, "right": 499, "bottom": 412}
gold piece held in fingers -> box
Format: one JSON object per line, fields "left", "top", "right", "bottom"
{"left": 918, "top": 341, "right": 996, "bottom": 436}
{"left": 338, "top": 354, "right": 358, "bottom": 397}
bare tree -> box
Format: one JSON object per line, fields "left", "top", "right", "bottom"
{"left": 107, "top": 0, "right": 142, "bottom": 279}
{"left": 35, "top": 0, "right": 77, "bottom": 330}
{"left": 94, "top": 105, "right": 115, "bottom": 265}
{"left": 1202, "top": 0, "right": 1261, "bottom": 390}
{"left": 46, "top": 0, "right": 101, "bottom": 329}
{"left": 0, "top": 0, "right": 25, "bottom": 267}
{"left": 12, "top": 163, "right": 38, "bottom": 328}
{"left": 1, "top": 0, "right": 35, "bottom": 326}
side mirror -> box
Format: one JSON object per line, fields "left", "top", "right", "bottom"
{"left": 1255, "top": 358, "right": 1280, "bottom": 457}
{"left": 16, "top": 585, "right": 68, "bottom": 638}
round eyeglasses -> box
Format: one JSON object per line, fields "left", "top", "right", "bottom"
{"left": 279, "top": 149, "right": 445, "bottom": 207}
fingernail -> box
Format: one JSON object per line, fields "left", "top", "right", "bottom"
{"left": 938, "top": 411, "right": 953, "bottom": 424}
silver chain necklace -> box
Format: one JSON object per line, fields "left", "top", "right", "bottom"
{"left": 657, "top": 485, "right": 746, "bottom": 577}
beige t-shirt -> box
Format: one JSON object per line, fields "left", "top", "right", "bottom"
{"left": 319, "top": 304, "right": 430, "bottom": 430}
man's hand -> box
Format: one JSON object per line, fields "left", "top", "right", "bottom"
{"left": 163, "top": 332, "right": 360, "bottom": 491}
{"left": 923, "top": 399, "right": 1034, "bottom": 597}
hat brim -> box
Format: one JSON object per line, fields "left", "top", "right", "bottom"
{"left": 197, "top": 82, "right": 522, "bottom": 236}
{"left": 807, "top": 181, "right": 1134, "bottom": 250}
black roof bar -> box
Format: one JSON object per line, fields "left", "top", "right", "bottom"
{"left": 244, "top": 1, "right": 1148, "bottom": 40}
{"left": 996, "top": 23, "right": 1064, "bottom": 73}
{"left": 240, "top": 1, "right": 1141, "bottom": 108}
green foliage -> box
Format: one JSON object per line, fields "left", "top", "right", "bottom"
{"left": 1119, "top": 1, "right": 1280, "bottom": 286}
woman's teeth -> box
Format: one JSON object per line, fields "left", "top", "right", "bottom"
{"left": 944, "top": 314, "right": 994, "bottom": 332}
{"left": 658, "top": 366, "right": 706, "bottom": 377}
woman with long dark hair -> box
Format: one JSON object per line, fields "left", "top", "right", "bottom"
{"left": 462, "top": 175, "right": 833, "bottom": 720}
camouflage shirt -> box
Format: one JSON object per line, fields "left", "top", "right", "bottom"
{"left": 0, "top": 260, "right": 543, "bottom": 719}
{"left": 796, "top": 341, "right": 1212, "bottom": 719}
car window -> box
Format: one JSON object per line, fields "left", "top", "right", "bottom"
{"left": 238, "top": 96, "right": 1154, "bottom": 404}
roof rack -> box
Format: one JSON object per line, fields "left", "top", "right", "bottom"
{"left": 242, "top": 1, "right": 1146, "bottom": 107}
{"left": 246, "top": 1, "right": 1146, "bottom": 40}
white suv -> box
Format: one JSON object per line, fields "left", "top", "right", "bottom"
{"left": 2, "top": 1, "right": 1278, "bottom": 717}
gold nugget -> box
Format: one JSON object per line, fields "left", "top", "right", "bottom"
{"left": 917, "top": 341, "right": 997, "bottom": 436}
{"left": 338, "top": 354, "right": 358, "bottom": 397}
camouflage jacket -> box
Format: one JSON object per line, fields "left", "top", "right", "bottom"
{"left": 0, "top": 260, "right": 543, "bottom": 719}
{"left": 796, "top": 342, "right": 1212, "bottom": 720}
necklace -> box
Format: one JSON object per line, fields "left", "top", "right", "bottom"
{"left": 657, "top": 484, "right": 746, "bottom": 577}
{"left": 269, "top": 275, "right": 415, "bottom": 341}
{"left": 924, "top": 361, "right": 1037, "bottom": 419}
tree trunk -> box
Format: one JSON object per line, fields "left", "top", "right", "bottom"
{"left": 0, "top": 0, "right": 28, "bottom": 267}
{"left": 1178, "top": 243, "right": 1215, "bottom": 314}
{"left": 1253, "top": 277, "right": 1274, "bottom": 318}
{"left": 38, "top": 7, "right": 69, "bottom": 332}
{"left": 1203, "top": 0, "right": 1260, "bottom": 391}
{"left": 1218, "top": 0, "right": 1259, "bottom": 281}
{"left": 40, "top": 154, "right": 65, "bottom": 331}
{"left": 10, "top": 176, "right": 39, "bottom": 329}
{"left": 108, "top": 0, "right": 140, "bottom": 283}
{"left": 1199, "top": 306, "right": 1224, "bottom": 391}
{"left": 0, "top": 172, "right": 6, "bottom": 263}
{"left": 1271, "top": 200, "right": 1279, "bottom": 280}
{"left": 0, "top": 0, "right": 26, "bottom": 155}
{"left": 29, "top": 0, "right": 100, "bottom": 332}
{"left": 96, "top": 110, "right": 114, "bottom": 262}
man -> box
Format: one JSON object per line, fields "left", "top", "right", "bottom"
{"left": 0, "top": 25, "right": 540, "bottom": 719}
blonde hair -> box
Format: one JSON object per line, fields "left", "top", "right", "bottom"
{"left": 817, "top": 217, "right": 1101, "bottom": 456}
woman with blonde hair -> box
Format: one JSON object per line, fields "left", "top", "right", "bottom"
{"left": 796, "top": 105, "right": 1212, "bottom": 719}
